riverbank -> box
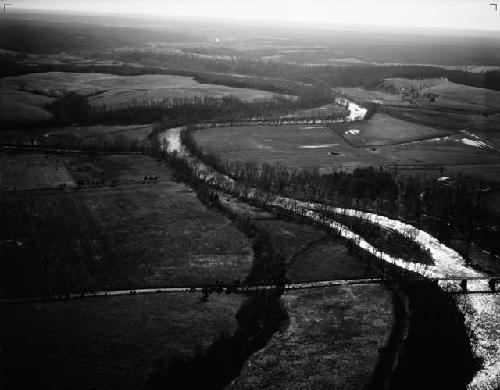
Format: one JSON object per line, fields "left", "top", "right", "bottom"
{"left": 160, "top": 100, "right": 500, "bottom": 389}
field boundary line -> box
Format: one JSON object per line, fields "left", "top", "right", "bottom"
{"left": 2, "top": 276, "right": 498, "bottom": 304}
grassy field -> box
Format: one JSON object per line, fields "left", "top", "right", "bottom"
{"left": 1, "top": 72, "right": 282, "bottom": 123}
{"left": 0, "top": 293, "right": 244, "bottom": 390}
{"left": 0, "top": 89, "right": 54, "bottom": 122}
{"left": 1, "top": 153, "right": 165, "bottom": 190}
{"left": 1, "top": 155, "right": 252, "bottom": 298}
{"left": 232, "top": 285, "right": 393, "bottom": 389}
{"left": 193, "top": 123, "right": 500, "bottom": 182}
{"left": 287, "top": 237, "right": 381, "bottom": 283}
{"left": 335, "top": 113, "right": 451, "bottom": 146}
{"left": 384, "top": 107, "right": 500, "bottom": 147}
{"left": 65, "top": 154, "right": 167, "bottom": 184}
{"left": 1, "top": 153, "right": 76, "bottom": 191}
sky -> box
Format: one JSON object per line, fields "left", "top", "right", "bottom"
{"left": 9, "top": 0, "right": 500, "bottom": 31}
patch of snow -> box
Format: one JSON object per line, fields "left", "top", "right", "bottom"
{"left": 461, "top": 138, "right": 492, "bottom": 149}
{"left": 298, "top": 144, "right": 338, "bottom": 149}
{"left": 334, "top": 98, "right": 367, "bottom": 121}
{"left": 345, "top": 129, "right": 360, "bottom": 135}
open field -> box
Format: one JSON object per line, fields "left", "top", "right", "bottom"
{"left": 287, "top": 237, "right": 381, "bottom": 283}
{"left": 335, "top": 113, "right": 451, "bottom": 146}
{"left": 0, "top": 293, "right": 243, "bottom": 390}
{"left": 1, "top": 72, "right": 283, "bottom": 123}
{"left": 65, "top": 154, "right": 165, "bottom": 184}
{"left": 1, "top": 153, "right": 164, "bottom": 190}
{"left": 383, "top": 107, "right": 500, "bottom": 147}
{"left": 232, "top": 285, "right": 393, "bottom": 389}
{"left": 193, "top": 123, "right": 500, "bottom": 182}
{"left": 0, "top": 89, "right": 54, "bottom": 122}
{"left": 1, "top": 153, "right": 76, "bottom": 191}
{"left": 1, "top": 155, "right": 252, "bottom": 298}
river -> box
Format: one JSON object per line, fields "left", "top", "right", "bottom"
{"left": 158, "top": 100, "right": 500, "bottom": 390}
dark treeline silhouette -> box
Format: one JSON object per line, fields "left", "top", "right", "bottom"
{"left": 387, "top": 279, "right": 478, "bottom": 390}
{"left": 45, "top": 91, "right": 91, "bottom": 124}
{"left": 84, "top": 94, "right": 330, "bottom": 126}
{"left": 400, "top": 174, "right": 499, "bottom": 256}
{"left": 182, "top": 129, "right": 499, "bottom": 257}
{"left": 330, "top": 212, "right": 434, "bottom": 265}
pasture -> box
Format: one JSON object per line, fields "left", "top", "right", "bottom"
{"left": 0, "top": 153, "right": 76, "bottom": 191}
{"left": 335, "top": 113, "right": 451, "bottom": 146}
{"left": 0, "top": 89, "right": 54, "bottom": 122}
{"left": 65, "top": 154, "right": 167, "bottom": 184}
{"left": 233, "top": 285, "right": 394, "bottom": 389}
{"left": 193, "top": 123, "right": 500, "bottom": 182}
{"left": 0, "top": 293, "right": 243, "bottom": 390}
{"left": 1, "top": 154, "right": 252, "bottom": 298}
{"left": 383, "top": 107, "right": 500, "bottom": 148}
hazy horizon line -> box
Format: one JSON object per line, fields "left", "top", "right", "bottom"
{"left": 6, "top": 4, "right": 500, "bottom": 35}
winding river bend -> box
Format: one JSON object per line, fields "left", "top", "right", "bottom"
{"left": 159, "top": 100, "right": 500, "bottom": 390}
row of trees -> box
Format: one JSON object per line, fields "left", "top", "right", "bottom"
{"left": 182, "top": 128, "right": 499, "bottom": 256}
{"left": 182, "top": 129, "right": 399, "bottom": 202}
{"left": 39, "top": 87, "right": 334, "bottom": 128}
